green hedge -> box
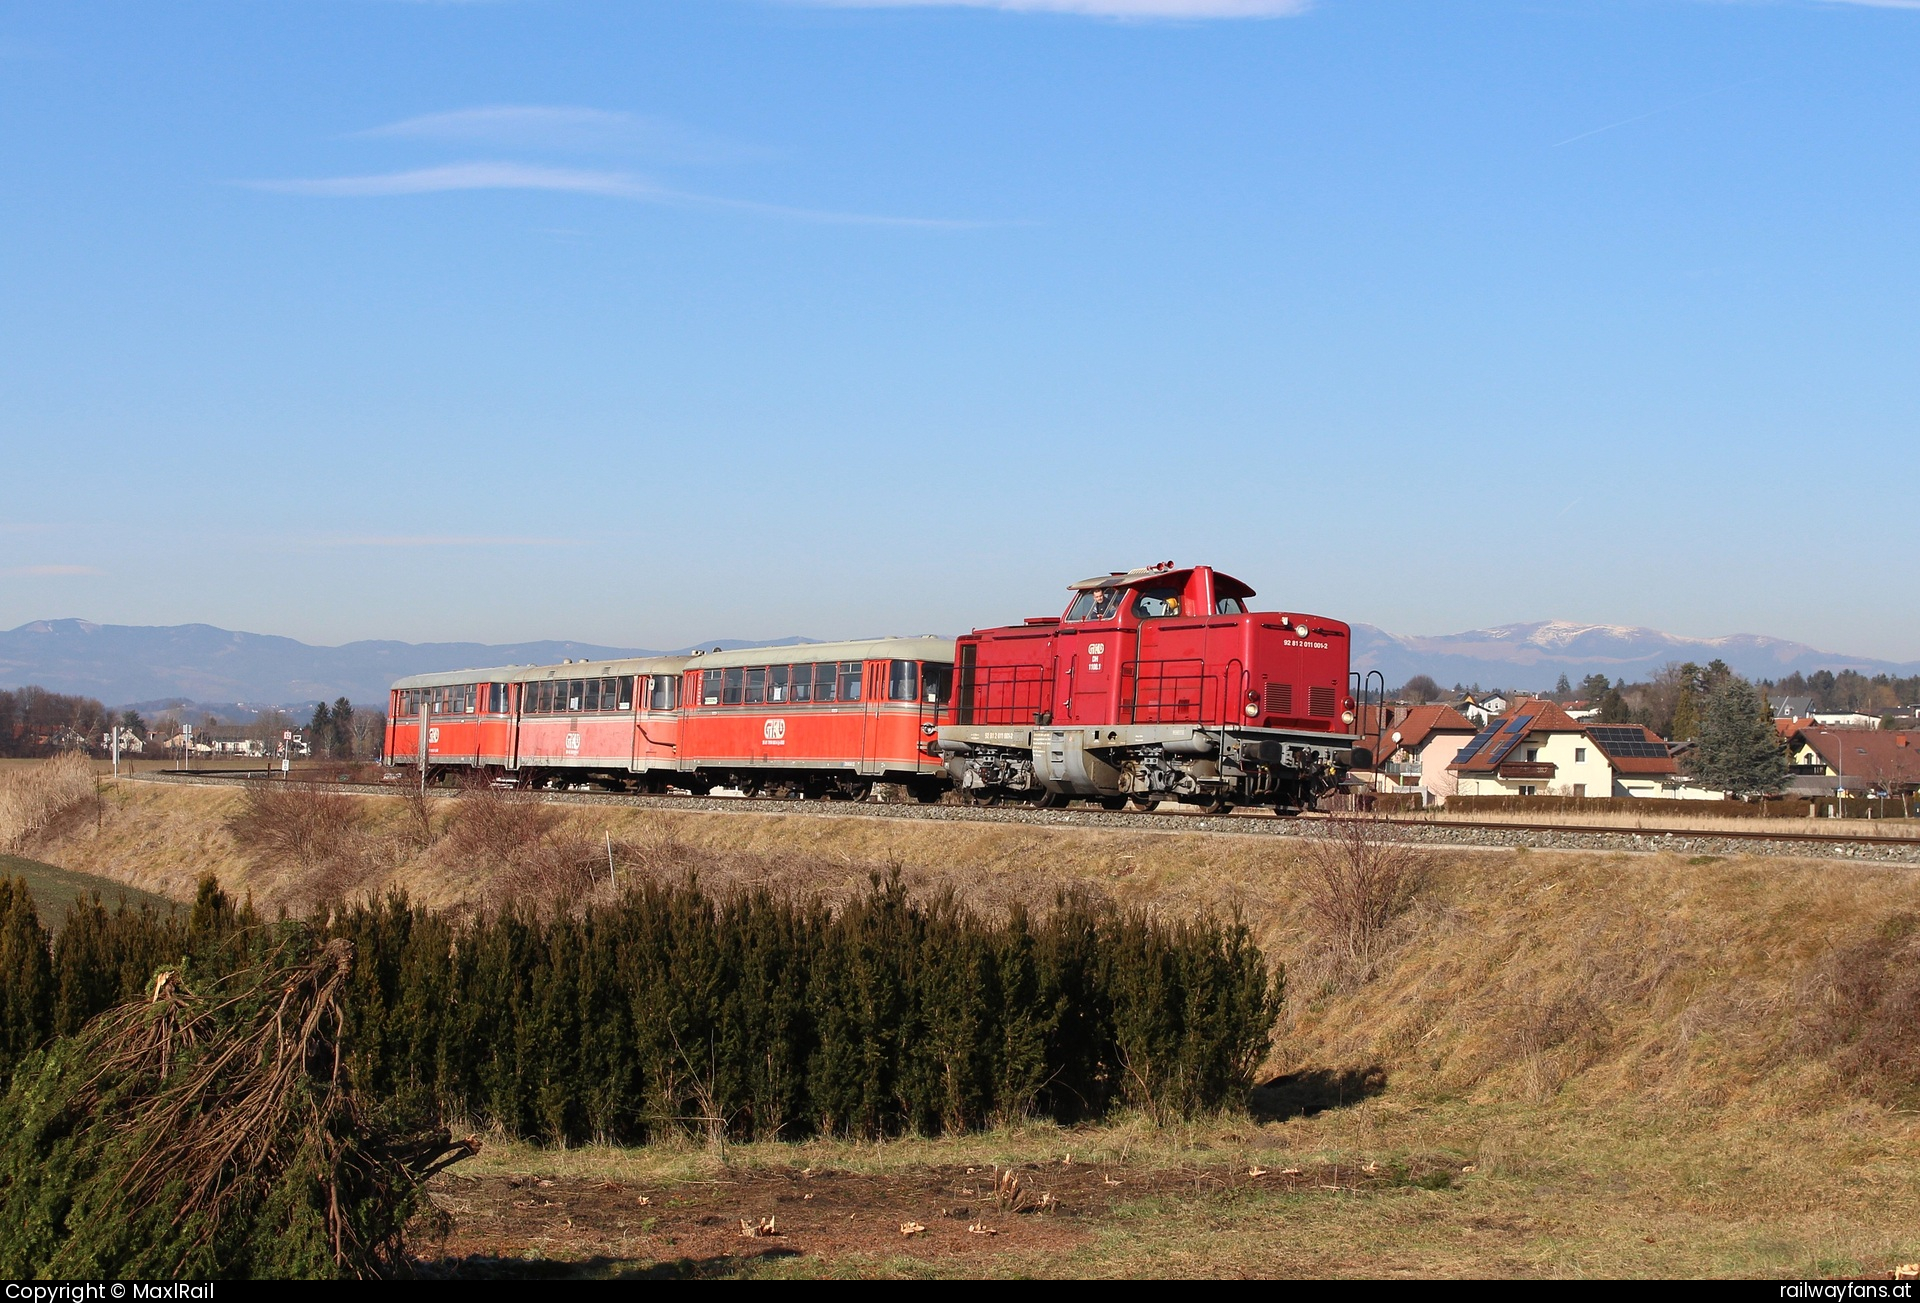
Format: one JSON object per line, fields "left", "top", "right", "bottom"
{"left": 0, "top": 873, "right": 1283, "bottom": 1142}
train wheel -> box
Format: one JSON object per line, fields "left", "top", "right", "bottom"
{"left": 962, "top": 786, "right": 1001, "bottom": 807}
{"left": 1125, "top": 795, "right": 1162, "bottom": 813}
{"left": 1099, "top": 796, "right": 1128, "bottom": 811}
{"left": 1196, "top": 794, "right": 1235, "bottom": 816}
{"left": 1032, "top": 790, "right": 1070, "bottom": 810}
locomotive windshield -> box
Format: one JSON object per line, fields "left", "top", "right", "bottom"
{"left": 1064, "top": 588, "right": 1124, "bottom": 622}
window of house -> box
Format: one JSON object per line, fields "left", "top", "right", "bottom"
{"left": 1575, "top": 747, "right": 1587, "bottom": 763}
{"left": 887, "top": 660, "right": 918, "bottom": 702}
{"left": 1526, "top": 748, "right": 1539, "bottom": 762}
{"left": 1519, "top": 785, "right": 1537, "bottom": 796}
{"left": 838, "top": 662, "right": 864, "bottom": 702}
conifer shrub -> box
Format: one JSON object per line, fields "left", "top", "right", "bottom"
{"left": 0, "top": 922, "right": 466, "bottom": 1279}
{"left": 7, "top": 871, "right": 1287, "bottom": 1151}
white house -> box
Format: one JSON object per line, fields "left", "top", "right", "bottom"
{"left": 1356, "top": 703, "right": 1480, "bottom": 803}
{"left": 1450, "top": 698, "right": 1691, "bottom": 799}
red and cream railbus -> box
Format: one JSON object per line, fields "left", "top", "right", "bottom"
{"left": 386, "top": 636, "right": 954, "bottom": 799}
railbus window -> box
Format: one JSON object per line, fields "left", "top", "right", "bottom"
{"left": 699, "top": 670, "right": 720, "bottom": 706}
{"left": 887, "top": 660, "right": 918, "bottom": 702}
{"left": 838, "top": 662, "right": 864, "bottom": 703}
{"left": 722, "top": 667, "right": 744, "bottom": 705}
{"left": 788, "top": 665, "right": 810, "bottom": 703}
{"left": 768, "top": 665, "right": 789, "bottom": 703}
{"left": 814, "top": 663, "right": 837, "bottom": 703}
{"left": 489, "top": 683, "right": 508, "bottom": 713}
{"left": 649, "top": 675, "right": 679, "bottom": 711}
{"left": 744, "top": 667, "right": 766, "bottom": 705}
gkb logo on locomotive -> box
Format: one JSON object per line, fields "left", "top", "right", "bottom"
{"left": 763, "top": 718, "right": 786, "bottom": 744}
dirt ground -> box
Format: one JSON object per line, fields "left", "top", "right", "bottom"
{"left": 419, "top": 1154, "right": 1454, "bottom": 1279}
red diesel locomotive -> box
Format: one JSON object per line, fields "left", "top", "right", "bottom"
{"left": 385, "top": 564, "right": 1361, "bottom": 811}
{"left": 935, "top": 563, "right": 1358, "bottom": 812}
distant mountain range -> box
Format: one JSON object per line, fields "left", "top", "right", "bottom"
{"left": 0, "top": 620, "right": 810, "bottom": 711}
{"left": 1351, "top": 620, "right": 1920, "bottom": 691}
{"left": 2, "top": 616, "right": 1914, "bottom": 712}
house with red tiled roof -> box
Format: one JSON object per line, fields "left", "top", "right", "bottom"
{"left": 1354, "top": 703, "right": 1479, "bottom": 802}
{"left": 1786, "top": 727, "right": 1920, "bottom": 801}
{"left": 1449, "top": 698, "right": 1692, "bottom": 799}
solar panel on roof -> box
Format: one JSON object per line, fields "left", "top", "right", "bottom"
{"left": 1484, "top": 733, "right": 1527, "bottom": 764}
{"left": 1452, "top": 726, "right": 1500, "bottom": 764}
{"left": 1502, "top": 714, "right": 1533, "bottom": 734}
{"left": 1589, "top": 726, "right": 1669, "bottom": 758}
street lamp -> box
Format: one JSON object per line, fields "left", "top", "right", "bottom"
{"left": 1819, "top": 729, "right": 1843, "bottom": 818}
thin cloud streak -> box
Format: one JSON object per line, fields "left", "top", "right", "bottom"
{"left": 360, "top": 105, "right": 747, "bottom": 162}
{"left": 814, "top": 0, "right": 1307, "bottom": 14}
{"left": 247, "top": 162, "right": 991, "bottom": 228}
{"left": 315, "top": 535, "right": 586, "bottom": 548}
{"left": 1552, "top": 78, "right": 1763, "bottom": 148}
{"left": 2, "top": 565, "right": 103, "bottom": 577}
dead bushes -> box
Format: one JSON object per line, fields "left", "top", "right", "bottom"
{"left": 0, "top": 752, "right": 95, "bottom": 853}
{"left": 1297, "top": 814, "right": 1428, "bottom": 977}
{"left": 226, "top": 781, "right": 376, "bottom": 906}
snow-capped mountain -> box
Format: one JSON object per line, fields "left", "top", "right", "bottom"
{"left": 1351, "top": 620, "right": 1920, "bottom": 691}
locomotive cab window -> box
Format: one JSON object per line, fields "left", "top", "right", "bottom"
{"left": 1214, "top": 597, "right": 1245, "bottom": 615}
{"left": 1131, "top": 587, "right": 1184, "bottom": 619}
{"left": 922, "top": 663, "right": 952, "bottom": 704}
{"left": 1065, "top": 588, "right": 1123, "bottom": 622}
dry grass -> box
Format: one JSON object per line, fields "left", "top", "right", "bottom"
{"left": 28, "top": 780, "right": 1920, "bottom": 1276}
{"left": 0, "top": 752, "right": 97, "bottom": 854}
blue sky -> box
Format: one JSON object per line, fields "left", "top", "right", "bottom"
{"left": 1, "top": 0, "right": 1915, "bottom": 656}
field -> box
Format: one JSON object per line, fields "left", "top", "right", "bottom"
{"left": 0, "top": 852, "right": 174, "bottom": 928}
{"left": 14, "top": 772, "right": 1920, "bottom": 1278}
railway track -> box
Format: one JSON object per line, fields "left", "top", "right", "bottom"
{"left": 132, "top": 770, "right": 1920, "bottom": 864}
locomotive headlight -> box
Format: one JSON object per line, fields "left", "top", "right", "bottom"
{"left": 1294, "top": 623, "right": 1309, "bottom": 637}
{"left": 1341, "top": 709, "right": 1356, "bottom": 725}
{"left": 1245, "top": 703, "right": 1260, "bottom": 717}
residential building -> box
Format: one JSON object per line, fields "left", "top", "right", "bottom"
{"left": 1768, "top": 695, "right": 1814, "bottom": 720}
{"left": 1354, "top": 703, "right": 1479, "bottom": 803}
{"left": 1450, "top": 698, "right": 1691, "bottom": 798}
{"left": 99, "top": 726, "right": 146, "bottom": 754}
{"left": 1786, "top": 727, "right": 1920, "bottom": 798}
{"left": 1459, "top": 694, "right": 1510, "bottom": 727}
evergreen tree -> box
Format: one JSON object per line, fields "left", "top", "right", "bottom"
{"left": 1599, "top": 686, "right": 1632, "bottom": 723}
{"left": 309, "top": 703, "right": 333, "bottom": 759}
{"left": 330, "top": 699, "right": 355, "bottom": 759}
{"left": 1552, "top": 674, "right": 1572, "bottom": 702}
{"left": 0, "top": 879, "right": 53, "bottom": 1090}
{"left": 1577, "top": 673, "right": 1612, "bottom": 704}
{"left": 1671, "top": 685, "right": 1700, "bottom": 741}
{"left": 1691, "top": 677, "right": 1791, "bottom": 797}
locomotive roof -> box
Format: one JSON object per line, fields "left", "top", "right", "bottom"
{"left": 688, "top": 636, "right": 956, "bottom": 669}
{"left": 1068, "top": 565, "right": 1255, "bottom": 599}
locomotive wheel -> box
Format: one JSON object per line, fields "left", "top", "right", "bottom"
{"left": 962, "top": 786, "right": 1002, "bottom": 807}
{"left": 1032, "top": 791, "right": 1070, "bottom": 809}
{"left": 1098, "top": 796, "right": 1128, "bottom": 811}
{"left": 1125, "top": 796, "right": 1162, "bottom": 813}
{"left": 1197, "top": 795, "right": 1235, "bottom": 816}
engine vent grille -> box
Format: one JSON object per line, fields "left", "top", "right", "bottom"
{"left": 1308, "top": 685, "right": 1337, "bottom": 719}
{"left": 1264, "top": 682, "right": 1292, "bottom": 715}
